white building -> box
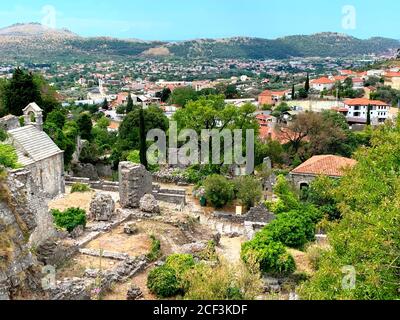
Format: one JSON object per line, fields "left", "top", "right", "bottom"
{"left": 343, "top": 98, "right": 389, "bottom": 124}
{"left": 310, "top": 77, "right": 335, "bottom": 92}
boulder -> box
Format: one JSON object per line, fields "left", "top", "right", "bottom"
{"left": 127, "top": 285, "right": 143, "bottom": 300}
{"left": 124, "top": 222, "right": 139, "bottom": 235}
{"left": 139, "top": 194, "right": 160, "bottom": 214}
{"left": 89, "top": 193, "right": 115, "bottom": 221}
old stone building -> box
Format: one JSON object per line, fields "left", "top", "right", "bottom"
{"left": 288, "top": 155, "right": 357, "bottom": 190}
{"left": 5, "top": 103, "right": 65, "bottom": 198}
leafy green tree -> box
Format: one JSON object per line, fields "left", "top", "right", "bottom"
{"left": 225, "top": 84, "right": 239, "bottom": 99}
{"left": 113, "top": 106, "right": 168, "bottom": 165}
{"left": 234, "top": 176, "right": 263, "bottom": 209}
{"left": 168, "top": 86, "right": 198, "bottom": 107}
{"left": 157, "top": 88, "right": 172, "bottom": 103}
{"left": 46, "top": 109, "right": 66, "bottom": 128}
{"left": 3, "top": 68, "right": 42, "bottom": 116}
{"left": 300, "top": 119, "right": 400, "bottom": 300}
{"left": 44, "top": 122, "right": 75, "bottom": 166}
{"left": 203, "top": 174, "right": 235, "bottom": 209}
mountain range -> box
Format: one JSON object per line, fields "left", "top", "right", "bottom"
{"left": 0, "top": 23, "right": 398, "bottom": 63}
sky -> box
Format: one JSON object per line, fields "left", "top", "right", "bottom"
{"left": 0, "top": 0, "right": 399, "bottom": 41}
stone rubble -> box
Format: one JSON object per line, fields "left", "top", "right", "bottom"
{"left": 89, "top": 193, "right": 115, "bottom": 221}
{"left": 139, "top": 194, "right": 160, "bottom": 214}
{"left": 119, "top": 162, "right": 152, "bottom": 209}
{"left": 127, "top": 285, "right": 143, "bottom": 300}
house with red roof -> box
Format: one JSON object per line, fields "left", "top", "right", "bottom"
{"left": 384, "top": 71, "right": 400, "bottom": 90}
{"left": 258, "top": 90, "right": 291, "bottom": 106}
{"left": 343, "top": 98, "right": 389, "bottom": 124}
{"left": 310, "top": 77, "right": 335, "bottom": 92}
{"left": 288, "top": 155, "right": 357, "bottom": 189}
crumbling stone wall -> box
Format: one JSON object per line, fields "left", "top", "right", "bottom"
{"left": 0, "top": 115, "right": 20, "bottom": 131}
{"left": 119, "top": 162, "right": 152, "bottom": 209}
{"left": 0, "top": 169, "right": 56, "bottom": 300}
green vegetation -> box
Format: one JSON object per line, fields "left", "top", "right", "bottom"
{"left": 234, "top": 176, "right": 263, "bottom": 209}
{"left": 146, "top": 235, "right": 161, "bottom": 262}
{"left": 299, "top": 119, "right": 400, "bottom": 300}
{"left": 70, "top": 183, "right": 91, "bottom": 193}
{"left": 203, "top": 175, "right": 235, "bottom": 209}
{"left": 241, "top": 237, "right": 296, "bottom": 276}
{"left": 0, "top": 144, "right": 20, "bottom": 170}
{"left": 51, "top": 207, "right": 87, "bottom": 233}
{"left": 147, "top": 265, "right": 180, "bottom": 298}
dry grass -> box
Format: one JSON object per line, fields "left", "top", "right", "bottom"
{"left": 85, "top": 225, "right": 151, "bottom": 258}
{"left": 56, "top": 254, "right": 117, "bottom": 279}
{"left": 103, "top": 268, "right": 156, "bottom": 300}
{"left": 49, "top": 188, "right": 95, "bottom": 213}
{"left": 288, "top": 248, "right": 313, "bottom": 275}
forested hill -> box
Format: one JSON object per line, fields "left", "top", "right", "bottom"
{"left": 0, "top": 24, "right": 398, "bottom": 62}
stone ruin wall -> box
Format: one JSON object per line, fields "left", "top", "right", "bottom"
{"left": 119, "top": 162, "right": 153, "bottom": 209}
{"left": 0, "top": 169, "right": 57, "bottom": 300}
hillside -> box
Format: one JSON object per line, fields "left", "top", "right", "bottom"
{"left": 0, "top": 24, "right": 398, "bottom": 62}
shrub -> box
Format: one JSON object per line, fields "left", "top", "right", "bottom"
{"left": 0, "top": 144, "right": 19, "bottom": 169}
{"left": 147, "top": 265, "right": 180, "bottom": 298}
{"left": 183, "top": 260, "right": 263, "bottom": 300}
{"left": 266, "top": 210, "right": 316, "bottom": 249}
{"left": 305, "top": 244, "right": 329, "bottom": 271}
{"left": 0, "top": 129, "right": 7, "bottom": 142}
{"left": 51, "top": 207, "right": 87, "bottom": 232}
{"left": 126, "top": 150, "right": 140, "bottom": 164}
{"left": 241, "top": 236, "right": 296, "bottom": 276}
{"left": 166, "top": 254, "right": 195, "bottom": 275}
{"left": 234, "top": 176, "right": 263, "bottom": 209}
{"left": 203, "top": 174, "right": 234, "bottom": 209}
{"left": 146, "top": 235, "right": 161, "bottom": 262}
{"left": 70, "top": 183, "right": 91, "bottom": 193}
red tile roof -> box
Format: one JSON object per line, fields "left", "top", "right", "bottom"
{"left": 344, "top": 98, "right": 388, "bottom": 106}
{"left": 385, "top": 72, "right": 400, "bottom": 77}
{"left": 311, "top": 77, "right": 334, "bottom": 84}
{"left": 291, "top": 155, "right": 357, "bottom": 177}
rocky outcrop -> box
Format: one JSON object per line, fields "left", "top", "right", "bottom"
{"left": 124, "top": 222, "right": 139, "bottom": 235}
{"left": 127, "top": 285, "right": 143, "bottom": 300}
{"left": 0, "top": 169, "right": 56, "bottom": 300}
{"left": 119, "top": 162, "right": 152, "bottom": 209}
{"left": 89, "top": 193, "right": 115, "bottom": 221}
{"left": 47, "top": 256, "right": 148, "bottom": 300}
{"left": 139, "top": 194, "right": 160, "bottom": 214}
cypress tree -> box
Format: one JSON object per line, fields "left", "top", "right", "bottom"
{"left": 305, "top": 73, "right": 310, "bottom": 92}
{"left": 367, "top": 104, "right": 372, "bottom": 126}
{"left": 126, "top": 93, "right": 134, "bottom": 113}
{"left": 292, "top": 84, "right": 295, "bottom": 100}
{"left": 102, "top": 98, "right": 108, "bottom": 110}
